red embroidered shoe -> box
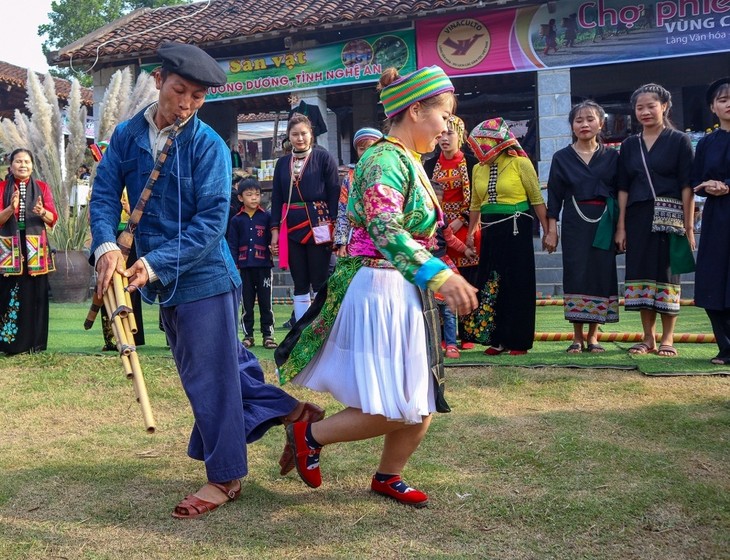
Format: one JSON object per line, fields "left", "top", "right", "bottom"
{"left": 508, "top": 350, "right": 528, "bottom": 355}
{"left": 460, "top": 342, "right": 475, "bottom": 350}
{"left": 371, "top": 475, "right": 429, "bottom": 508}
{"left": 484, "top": 346, "right": 506, "bottom": 356}
{"left": 279, "top": 402, "right": 325, "bottom": 475}
{"left": 286, "top": 422, "right": 322, "bottom": 488}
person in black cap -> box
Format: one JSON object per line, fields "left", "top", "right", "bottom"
{"left": 89, "top": 41, "right": 323, "bottom": 519}
{"left": 692, "top": 77, "right": 730, "bottom": 365}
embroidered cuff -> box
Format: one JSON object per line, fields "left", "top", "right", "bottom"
{"left": 413, "top": 256, "right": 449, "bottom": 289}
{"left": 427, "top": 269, "right": 454, "bottom": 292}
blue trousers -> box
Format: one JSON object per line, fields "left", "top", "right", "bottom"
{"left": 438, "top": 301, "right": 457, "bottom": 347}
{"left": 161, "top": 289, "right": 298, "bottom": 482}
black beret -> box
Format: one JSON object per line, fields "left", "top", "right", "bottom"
{"left": 706, "top": 77, "right": 730, "bottom": 106}
{"left": 157, "top": 42, "right": 227, "bottom": 87}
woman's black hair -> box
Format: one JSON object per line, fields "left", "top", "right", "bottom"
{"left": 630, "top": 83, "right": 675, "bottom": 129}
{"left": 10, "top": 148, "right": 34, "bottom": 166}
{"left": 568, "top": 100, "right": 606, "bottom": 143}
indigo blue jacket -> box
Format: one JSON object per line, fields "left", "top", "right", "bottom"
{"left": 90, "top": 106, "right": 241, "bottom": 306}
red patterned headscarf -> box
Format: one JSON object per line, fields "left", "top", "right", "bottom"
{"left": 467, "top": 118, "right": 528, "bottom": 164}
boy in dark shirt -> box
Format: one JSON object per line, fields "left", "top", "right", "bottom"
{"left": 227, "top": 178, "right": 278, "bottom": 349}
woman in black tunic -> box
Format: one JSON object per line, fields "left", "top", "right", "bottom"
{"left": 270, "top": 114, "right": 339, "bottom": 322}
{"left": 545, "top": 101, "right": 619, "bottom": 353}
{"left": 615, "top": 84, "right": 695, "bottom": 357}
{"left": 692, "top": 77, "right": 730, "bottom": 365}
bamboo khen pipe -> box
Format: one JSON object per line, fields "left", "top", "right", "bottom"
{"left": 121, "top": 276, "right": 138, "bottom": 334}
{"left": 112, "top": 273, "right": 131, "bottom": 318}
{"left": 101, "top": 271, "right": 156, "bottom": 433}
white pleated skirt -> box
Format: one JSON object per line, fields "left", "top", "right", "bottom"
{"left": 291, "top": 266, "right": 435, "bottom": 424}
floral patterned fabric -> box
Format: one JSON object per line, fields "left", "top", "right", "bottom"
{"left": 347, "top": 136, "right": 448, "bottom": 288}
{"left": 462, "top": 271, "right": 499, "bottom": 343}
{"left": 276, "top": 136, "right": 452, "bottom": 383}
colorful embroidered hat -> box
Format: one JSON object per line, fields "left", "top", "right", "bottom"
{"left": 353, "top": 127, "right": 383, "bottom": 148}
{"left": 467, "top": 118, "right": 528, "bottom": 164}
{"left": 380, "top": 66, "right": 454, "bottom": 118}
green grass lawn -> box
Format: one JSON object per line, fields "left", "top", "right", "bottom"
{"left": 49, "top": 302, "right": 727, "bottom": 374}
{"left": 0, "top": 301, "right": 727, "bottom": 559}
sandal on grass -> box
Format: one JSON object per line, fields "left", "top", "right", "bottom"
{"left": 171, "top": 481, "right": 241, "bottom": 519}
{"left": 242, "top": 337, "right": 254, "bottom": 348}
{"left": 711, "top": 357, "right": 730, "bottom": 365}
{"left": 263, "top": 337, "right": 278, "bottom": 349}
{"left": 566, "top": 342, "right": 584, "bottom": 354}
{"left": 586, "top": 343, "right": 605, "bottom": 353}
{"left": 657, "top": 344, "right": 678, "bottom": 357}
{"left": 628, "top": 342, "right": 656, "bottom": 355}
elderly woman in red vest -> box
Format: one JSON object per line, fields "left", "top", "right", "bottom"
{"left": 0, "top": 148, "right": 57, "bottom": 354}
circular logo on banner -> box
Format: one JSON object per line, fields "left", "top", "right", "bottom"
{"left": 437, "top": 18, "right": 491, "bottom": 69}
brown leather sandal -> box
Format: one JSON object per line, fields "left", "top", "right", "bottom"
{"left": 279, "top": 402, "right": 325, "bottom": 475}
{"left": 171, "top": 481, "right": 241, "bottom": 519}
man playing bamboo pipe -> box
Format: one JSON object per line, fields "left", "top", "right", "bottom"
{"left": 90, "top": 42, "right": 323, "bottom": 519}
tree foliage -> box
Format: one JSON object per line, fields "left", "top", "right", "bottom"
{"left": 40, "top": 0, "right": 185, "bottom": 85}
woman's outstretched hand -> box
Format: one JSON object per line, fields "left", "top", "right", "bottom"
{"left": 438, "top": 275, "right": 478, "bottom": 316}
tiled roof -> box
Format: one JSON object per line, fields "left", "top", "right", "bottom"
{"left": 0, "top": 61, "right": 94, "bottom": 106}
{"left": 237, "top": 112, "right": 287, "bottom": 123}
{"left": 50, "top": 0, "right": 518, "bottom": 65}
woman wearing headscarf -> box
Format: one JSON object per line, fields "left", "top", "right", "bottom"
{"left": 276, "top": 66, "right": 477, "bottom": 508}
{"left": 464, "top": 118, "right": 549, "bottom": 355}
{"left": 424, "top": 115, "right": 480, "bottom": 349}
{"left": 0, "top": 148, "right": 57, "bottom": 354}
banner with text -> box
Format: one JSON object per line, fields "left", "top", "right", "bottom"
{"left": 417, "top": 1, "right": 730, "bottom": 76}
{"left": 207, "top": 29, "right": 416, "bottom": 100}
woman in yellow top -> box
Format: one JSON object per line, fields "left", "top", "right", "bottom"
{"left": 465, "top": 118, "right": 549, "bottom": 355}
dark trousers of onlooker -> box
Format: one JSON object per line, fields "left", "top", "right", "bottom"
{"left": 287, "top": 241, "right": 332, "bottom": 295}
{"left": 706, "top": 309, "right": 730, "bottom": 362}
{"left": 241, "top": 267, "right": 274, "bottom": 338}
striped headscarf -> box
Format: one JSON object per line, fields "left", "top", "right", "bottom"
{"left": 380, "top": 66, "right": 454, "bottom": 118}
{"left": 353, "top": 127, "right": 383, "bottom": 148}
{"left": 467, "top": 118, "right": 528, "bottom": 164}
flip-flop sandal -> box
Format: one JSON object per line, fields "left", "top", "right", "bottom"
{"left": 171, "top": 481, "right": 241, "bottom": 519}
{"left": 263, "top": 338, "right": 278, "bottom": 349}
{"left": 657, "top": 344, "right": 678, "bottom": 357}
{"left": 566, "top": 342, "right": 584, "bottom": 354}
{"left": 711, "top": 357, "right": 730, "bottom": 365}
{"left": 628, "top": 342, "right": 656, "bottom": 355}
{"left": 586, "top": 343, "right": 605, "bottom": 353}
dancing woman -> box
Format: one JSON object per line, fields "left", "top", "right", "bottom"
{"left": 277, "top": 66, "right": 477, "bottom": 508}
